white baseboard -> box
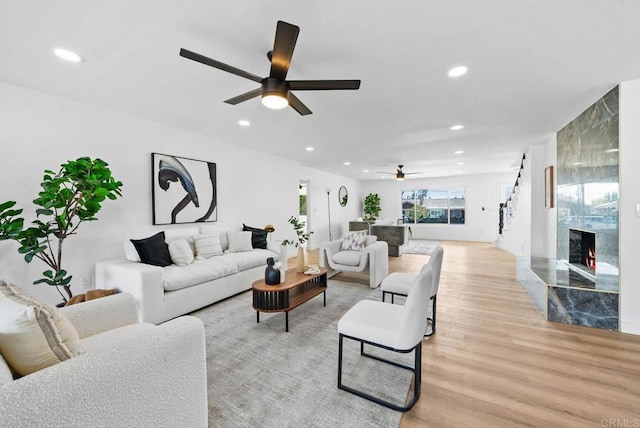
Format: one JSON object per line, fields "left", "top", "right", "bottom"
{"left": 620, "top": 318, "right": 640, "bottom": 336}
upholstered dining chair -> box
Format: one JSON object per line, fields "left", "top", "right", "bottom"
{"left": 337, "top": 266, "right": 435, "bottom": 411}
{"left": 380, "top": 245, "right": 443, "bottom": 336}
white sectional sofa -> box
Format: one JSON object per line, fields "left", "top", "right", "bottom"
{"left": 0, "top": 293, "right": 208, "bottom": 427}
{"left": 96, "top": 224, "right": 286, "bottom": 324}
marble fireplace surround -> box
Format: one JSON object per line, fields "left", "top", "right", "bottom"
{"left": 517, "top": 86, "right": 620, "bottom": 331}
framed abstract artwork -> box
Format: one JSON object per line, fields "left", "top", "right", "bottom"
{"left": 151, "top": 153, "right": 217, "bottom": 225}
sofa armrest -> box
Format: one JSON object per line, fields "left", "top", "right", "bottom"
{"left": 266, "top": 240, "right": 288, "bottom": 263}
{"left": 319, "top": 240, "right": 343, "bottom": 268}
{"left": 0, "top": 316, "right": 208, "bottom": 428}
{"left": 363, "top": 241, "right": 389, "bottom": 288}
{"left": 95, "top": 259, "right": 165, "bottom": 324}
{"left": 59, "top": 293, "right": 139, "bottom": 339}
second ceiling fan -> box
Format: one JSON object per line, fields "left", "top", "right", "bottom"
{"left": 179, "top": 20, "right": 361, "bottom": 116}
{"left": 377, "top": 165, "right": 423, "bottom": 181}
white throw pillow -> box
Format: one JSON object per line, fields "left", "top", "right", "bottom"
{"left": 0, "top": 280, "right": 83, "bottom": 377}
{"left": 168, "top": 238, "right": 195, "bottom": 266}
{"left": 341, "top": 230, "right": 367, "bottom": 251}
{"left": 193, "top": 233, "right": 223, "bottom": 259}
{"left": 227, "top": 231, "right": 253, "bottom": 253}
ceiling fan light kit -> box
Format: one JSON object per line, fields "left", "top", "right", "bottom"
{"left": 261, "top": 78, "right": 289, "bottom": 109}
{"left": 180, "top": 20, "right": 360, "bottom": 116}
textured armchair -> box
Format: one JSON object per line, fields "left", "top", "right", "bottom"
{"left": 319, "top": 237, "right": 389, "bottom": 288}
{"left": 0, "top": 293, "right": 208, "bottom": 427}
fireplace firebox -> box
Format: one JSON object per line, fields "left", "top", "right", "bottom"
{"left": 569, "top": 228, "right": 596, "bottom": 275}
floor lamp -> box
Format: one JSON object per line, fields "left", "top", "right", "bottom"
{"left": 326, "top": 188, "right": 332, "bottom": 242}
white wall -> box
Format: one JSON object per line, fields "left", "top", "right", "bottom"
{"left": 619, "top": 78, "right": 640, "bottom": 335}
{"left": 529, "top": 137, "right": 557, "bottom": 258}
{"left": 360, "top": 172, "right": 515, "bottom": 243}
{"left": 0, "top": 82, "right": 358, "bottom": 303}
{"left": 300, "top": 171, "right": 361, "bottom": 250}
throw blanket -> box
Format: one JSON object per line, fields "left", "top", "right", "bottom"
{"left": 65, "top": 289, "right": 115, "bottom": 306}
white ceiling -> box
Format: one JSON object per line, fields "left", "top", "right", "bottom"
{"left": 2, "top": 1, "right": 640, "bottom": 180}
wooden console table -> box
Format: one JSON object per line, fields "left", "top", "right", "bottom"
{"left": 252, "top": 267, "right": 327, "bottom": 332}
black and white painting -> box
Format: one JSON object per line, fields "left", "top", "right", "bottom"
{"left": 152, "top": 153, "right": 217, "bottom": 225}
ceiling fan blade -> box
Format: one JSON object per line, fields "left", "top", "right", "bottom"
{"left": 269, "top": 21, "right": 299, "bottom": 81}
{"left": 288, "top": 92, "right": 312, "bottom": 116}
{"left": 224, "top": 88, "right": 263, "bottom": 105}
{"left": 180, "top": 48, "right": 263, "bottom": 83}
{"left": 288, "top": 80, "right": 361, "bottom": 91}
{"left": 404, "top": 172, "right": 424, "bottom": 175}
{"left": 375, "top": 171, "right": 397, "bottom": 175}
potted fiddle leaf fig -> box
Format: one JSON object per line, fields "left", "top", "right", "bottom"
{"left": 363, "top": 193, "right": 381, "bottom": 222}
{"left": 0, "top": 157, "right": 123, "bottom": 303}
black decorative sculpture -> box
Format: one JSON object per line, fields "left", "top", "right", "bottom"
{"left": 265, "top": 257, "right": 281, "bottom": 285}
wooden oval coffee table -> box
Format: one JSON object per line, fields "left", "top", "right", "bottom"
{"left": 252, "top": 267, "right": 327, "bottom": 332}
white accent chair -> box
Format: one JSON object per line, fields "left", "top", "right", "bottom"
{"left": 337, "top": 266, "right": 436, "bottom": 411}
{"left": 319, "top": 236, "right": 389, "bottom": 288}
{"left": 380, "top": 246, "right": 444, "bottom": 336}
{"left": 0, "top": 293, "right": 208, "bottom": 427}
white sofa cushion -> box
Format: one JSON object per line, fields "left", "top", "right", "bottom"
{"left": 200, "top": 224, "right": 242, "bottom": 252}
{"left": 162, "top": 257, "right": 238, "bottom": 291}
{"left": 228, "top": 231, "right": 253, "bottom": 253}
{"left": 0, "top": 281, "right": 83, "bottom": 376}
{"left": 193, "top": 233, "right": 223, "bottom": 259}
{"left": 332, "top": 250, "right": 362, "bottom": 266}
{"left": 224, "top": 249, "right": 280, "bottom": 272}
{"left": 168, "top": 238, "right": 195, "bottom": 266}
{"left": 0, "top": 353, "right": 12, "bottom": 385}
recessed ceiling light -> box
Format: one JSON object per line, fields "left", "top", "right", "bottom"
{"left": 238, "top": 120, "right": 250, "bottom": 127}
{"left": 454, "top": 150, "right": 464, "bottom": 155}
{"left": 363, "top": 170, "right": 369, "bottom": 173}
{"left": 305, "top": 147, "right": 314, "bottom": 151}
{"left": 457, "top": 171, "right": 463, "bottom": 174}
{"left": 344, "top": 162, "right": 351, "bottom": 166}
{"left": 53, "top": 48, "right": 83, "bottom": 63}
{"left": 448, "top": 66, "right": 468, "bottom": 77}
{"left": 457, "top": 162, "right": 464, "bottom": 166}
{"left": 605, "top": 148, "right": 619, "bottom": 153}
{"left": 450, "top": 124, "right": 464, "bottom": 131}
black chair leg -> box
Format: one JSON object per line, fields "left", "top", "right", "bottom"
{"left": 337, "top": 334, "right": 422, "bottom": 412}
{"left": 424, "top": 294, "right": 437, "bottom": 337}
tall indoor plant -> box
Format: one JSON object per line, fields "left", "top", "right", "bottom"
{"left": 0, "top": 157, "right": 123, "bottom": 302}
{"left": 281, "top": 216, "right": 313, "bottom": 272}
{"left": 363, "top": 193, "right": 381, "bottom": 222}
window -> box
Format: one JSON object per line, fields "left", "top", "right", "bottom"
{"left": 401, "top": 188, "right": 466, "bottom": 225}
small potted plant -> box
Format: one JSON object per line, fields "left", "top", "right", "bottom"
{"left": 281, "top": 216, "right": 313, "bottom": 273}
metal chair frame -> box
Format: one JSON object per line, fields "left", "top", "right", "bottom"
{"left": 382, "top": 291, "right": 437, "bottom": 337}
{"left": 337, "top": 333, "right": 422, "bottom": 412}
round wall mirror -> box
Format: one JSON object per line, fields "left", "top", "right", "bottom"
{"left": 338, "top": 186, "right": 348, "bottom": 207}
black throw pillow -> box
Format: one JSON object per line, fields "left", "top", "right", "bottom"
{"left": 130, "top": 231, "right": 172, "bottom": 267}
{"left": 242, "top": 224, "right": 268, "bottom": 249}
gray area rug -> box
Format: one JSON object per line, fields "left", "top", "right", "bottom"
{"left": 401, "top": 239, "right": 441, "bottom": 255}
{"left": 191, "top": 280, "right": 413, "bottom": 428}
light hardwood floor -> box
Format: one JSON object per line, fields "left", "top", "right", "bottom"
{"left": 296, "top": 241, "right": 640, "bottom": 427}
